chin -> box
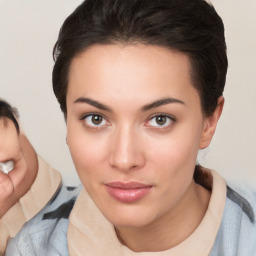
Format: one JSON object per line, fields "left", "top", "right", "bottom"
{"left": 101, "top": 203, "right": 158, "bottom": 229}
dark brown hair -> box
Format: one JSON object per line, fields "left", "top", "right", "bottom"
{"left": 52, "top": 0, "right": 228, "bottom": 118}
{"left": 0, "top": 100, "right": 20, "bottom": 133}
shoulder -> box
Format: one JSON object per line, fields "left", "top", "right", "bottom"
{"left": 226, "top": 183, "right": 256, "bottom": 223}
{"left": 5, "top": 185, "right": 81, "bottom": 256}
{"left": 211, "top": 182, "right": 256, "bottom": 255}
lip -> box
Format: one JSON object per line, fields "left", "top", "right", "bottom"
{"left": 105, "top": 182, "right": 153, "bottom": 203}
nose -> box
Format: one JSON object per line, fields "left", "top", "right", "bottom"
{"left": 109, "top": 125, "right": 145, "bottom": 172}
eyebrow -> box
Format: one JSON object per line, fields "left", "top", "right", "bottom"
{"left": 74, "top": 97, "right": 185, "bottom": 112}
{"left": 74, "top": 97, "right": 112, "bottom": 112}
{"left": 141, "top": 97, "right": 185, "bottom": 112}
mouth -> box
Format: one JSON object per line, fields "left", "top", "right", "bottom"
{"left": 105, "top": 181, "right": 153, "bottom": 203}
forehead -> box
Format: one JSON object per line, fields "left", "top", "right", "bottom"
{"left": 67, "top": 44, "right": 199, "bottom": 107}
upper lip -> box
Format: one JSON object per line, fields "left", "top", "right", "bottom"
{"left": 105, "top": 181, "right": 152, "bottom": 189}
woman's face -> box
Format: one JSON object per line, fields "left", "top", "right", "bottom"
{"left": 66, "top": 44, "right": 213, "bottom": 228}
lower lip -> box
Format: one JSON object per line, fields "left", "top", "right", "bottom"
{"left": 105, "top": 186, "right": 152, "bottom": 203}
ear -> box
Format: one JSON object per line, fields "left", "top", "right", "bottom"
{"left": 199, "top": 96, "right": 224, "bottom": 149}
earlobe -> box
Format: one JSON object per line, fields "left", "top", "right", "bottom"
{"left": 199, "top": 96, "right": 224, "bottom": 149}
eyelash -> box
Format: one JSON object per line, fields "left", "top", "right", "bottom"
{"left": 80, "top": 113, "right": 110, "bottom": 128}
{"left": 80, "top": 113, "right": 176, "bottom": 129}
{"left": 145, "top": 113, "right": 176, "bottom": 129}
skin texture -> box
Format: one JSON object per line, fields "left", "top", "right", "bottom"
{"left": 66, "top": 44, "right": 223, "bottom": 252}
{"left": 0, "top": 118, "right": 38, "bottom": 217}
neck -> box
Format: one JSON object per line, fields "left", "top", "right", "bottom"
{"left": 115, "top": 181, "right": 210, "bottom": 252}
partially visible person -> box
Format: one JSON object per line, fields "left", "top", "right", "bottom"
{"left": 0, "top": 101, "right": 37, "bottom": 217}
{"left": 0, "top": 100, "right": 61, "bottom": 254}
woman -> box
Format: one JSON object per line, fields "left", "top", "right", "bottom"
{"left": 1, "top": 0, "right": 256, "bottom": 255}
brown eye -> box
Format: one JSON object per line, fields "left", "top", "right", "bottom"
{"left": 84, "top": 114, "right": 108, "bottom": 127}
{"left": 91, "top": 114, "right": 103, "bottom": 125}
{"left": 147, "top": 114, "right": 174, "bottom": 128}
{"left": 155, "top": 115, "right": 167, "bottom": 125}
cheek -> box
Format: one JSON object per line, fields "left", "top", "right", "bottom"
{"left": 144, "top": 123, "right": 202, "bottom": 189}
{"left": 66, "top": 125, "right": 108, "bottom": 183}
{"left": 147, "top": 129, "right": 201, "bottom": 169}
{"left": 148, "top": 140, "right": 195, "bottom": 192}
{"left": 144, "top": 134, "right": 200, "bottom": 209}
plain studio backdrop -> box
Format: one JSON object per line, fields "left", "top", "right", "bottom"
{"left": 0, "top": 0, "right": 255, "bottom": 186}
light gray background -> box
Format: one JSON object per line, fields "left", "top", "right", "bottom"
{"left": 0, "top": 0, "right": 255, "bottom": 186}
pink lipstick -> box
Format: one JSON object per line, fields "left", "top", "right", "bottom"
{"left": 105, "top": 182, "right": 152, "bottom": 203}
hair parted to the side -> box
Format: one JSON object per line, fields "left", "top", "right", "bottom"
{"left": 52, "top": 0, "right": 228, "bottom": 118}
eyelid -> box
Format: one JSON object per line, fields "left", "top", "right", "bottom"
{"left": 149, "top": 113, "right": 176, "bottom": 121}
{"left": 80, "top": 111, "right": 99, "bottom": 119}
{"left": 145, "top": 113, "right": 176, "bottom": 128}
{"left": 80, "top": 112, "right": 110, "bottom": 128}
